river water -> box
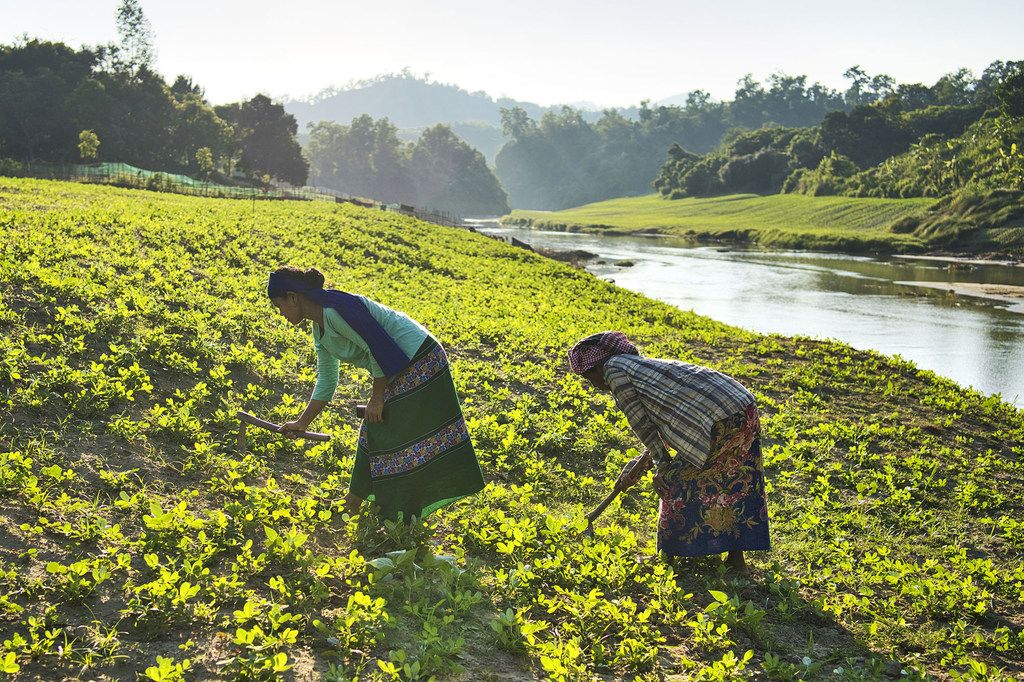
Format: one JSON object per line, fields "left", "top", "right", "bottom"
{"left": 478, "top": 224, "right": 1024, "bottom": 407}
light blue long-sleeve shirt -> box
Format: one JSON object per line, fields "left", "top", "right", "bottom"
{"left": 310, "top": 296, "right": 430, "bottom": 401}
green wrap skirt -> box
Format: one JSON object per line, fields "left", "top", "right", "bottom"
{"left": 349, "top": 336, "right": 484, "bottom": 521}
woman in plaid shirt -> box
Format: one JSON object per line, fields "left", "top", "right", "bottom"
{"left": 568, "top": 331, "right": 770, "bottom": 573}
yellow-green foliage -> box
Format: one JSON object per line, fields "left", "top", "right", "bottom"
{"left": 506, "top": 193, "right": 936, "bottom": 252}
{"left": 821, "top": 115, "right": 1024, "bottom": 200}
{"left": 1, "top": 178, "right": 1022, "bottom": 679}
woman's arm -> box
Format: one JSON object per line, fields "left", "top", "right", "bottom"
{"left": 365, "top": 376, "right": 388, "bottom": 422}
{"left": 281, "top": 398, "right": 329, "bottom": 433}
{"left": 311, "top": 340, "right": 341, "bottom": 402}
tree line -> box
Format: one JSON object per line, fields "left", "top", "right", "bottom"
{"left": 0, "top": 0, "right": 510, "bottom": 215}
{"left": 653, "top": 61, "right": 1024, "bottom": 201}
{"left": 0, "top": 1, "right": 309, "bottom": 185}
{"left": 492, "top": 72, "right": 846, "bottom": 209}
{"left": 494, "top": 64, "right": 1024, "bottom": 210}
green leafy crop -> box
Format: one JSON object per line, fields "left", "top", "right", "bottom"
{"left": 0, "top": 177, "right": 1021, "bottom": 679}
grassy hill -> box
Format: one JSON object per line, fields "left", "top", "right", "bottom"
{"left": 282, "top": 74, "right": 625, "bottom": 131}
{"left": 505, "top": 193, "right": 1024, "bottom": 257}
{"left": 0, "top": 178, "right": 1022, "bottom": 680}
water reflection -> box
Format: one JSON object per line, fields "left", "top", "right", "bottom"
{"left": 481, "top": 225, "right": 1024, "bottom": 406}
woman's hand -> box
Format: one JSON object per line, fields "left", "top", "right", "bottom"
{"left": 278, "top": 400, "right": 326, "bottom": 438}
{"left": 652, "top": 471, "right": 671, "bottom": 499}
{"left": 279, "top": 419, "right": 310, "bottom": 438}
{"left": 365, "top": 394, "right": 385, "bottom": 423}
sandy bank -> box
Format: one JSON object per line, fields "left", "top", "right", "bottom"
{"left": 897, "top": 280, "right": 1024, "bottom": 313}
{"left": 893, "top": 254, "right": 1024, "bottom": 268}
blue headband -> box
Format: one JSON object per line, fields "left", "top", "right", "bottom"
{"left": 267, "top": 271, "right": 312, "bottom": 299}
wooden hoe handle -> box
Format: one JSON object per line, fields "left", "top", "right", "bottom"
{"left": 586, "top": 484, "right": 624, "bottom": 525}
{"left": 236, "top": 410, "right": 331, "bottom": 455}
{"left": 584, "top": 454, "right": 648, "bottom": 534}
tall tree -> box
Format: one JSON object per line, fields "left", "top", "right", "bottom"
{"left": 307, "top": 115, "right": 410, "bottom": 201}
{"left": 170, "top": 94, "right": 233, "bottom": 172}
{"left": 0, "top": 40, "right": 97, "bottom": 161}
{"left": 730, "top": 74, "right": 767, "bottom": 128}
{"left": 115, "top": 0, "right": 155, "bottom": 74}
{"left": 170, "top": 74, "right": 203, "bottom": 100}
{"left": 217, "top": 94, "right": 308, "bottom": 185}
{"left": 931, "top": 68, "right": 977, "bottom": 106}
{"left": 995, "top": 64, "right": 1024, "bottom": 117}
{"left": 409, "top": 124, "right": 509, "bottom": 215}
{"left": 94, "top": 67, "right": 178, "bottom": 168}
{"left": 500, "top": 106, "right": 535, "bottom": 141}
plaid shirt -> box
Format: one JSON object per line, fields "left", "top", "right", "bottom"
{"left": 604, "top": 354, "right": 754, "bottom": 469}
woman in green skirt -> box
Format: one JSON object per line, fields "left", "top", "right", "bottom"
{"left": 268, "top": 266, "right": 484, "bottom": 521}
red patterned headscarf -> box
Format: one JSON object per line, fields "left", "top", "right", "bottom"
{"left": 567, "top": 331, "right": 639, "bottom": 374}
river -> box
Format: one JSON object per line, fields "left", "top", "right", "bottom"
{"left": 477, "top": 223, "right": 1024, "bottom": 407}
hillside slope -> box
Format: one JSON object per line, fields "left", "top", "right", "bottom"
{"left": 0, "top": 179, "right": 1022, "bottom": 679}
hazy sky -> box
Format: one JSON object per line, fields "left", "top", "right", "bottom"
{"left": 3, "top": 0, "right": 1022, "bottom": 107}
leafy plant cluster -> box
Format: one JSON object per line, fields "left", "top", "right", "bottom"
{"left": 785, "top": 114, "right": 1024, "bottom": 201}
{"left": 0, "top": 178, "right": 1021, "bottom": 679}
{"left": 499, "top": 63, "right": 1021, "bottom": 210}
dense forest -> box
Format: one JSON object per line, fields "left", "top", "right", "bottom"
{"left": 653, "top": 61, "right": 1024, "bottom": 201}
{"left": 494, "top": 73, "right": 859, "bottom": 209}
{"left": 0, "top": 3, "right": 510, "bottom": 215}
{"left": 495, "top": 65, "right": 1024, "bottom": 209}
{"left": 0, "top": 1, "right": 309, "bottom": 186}
{"left": 306, "top": 116, "right": 509, "bottom": 215}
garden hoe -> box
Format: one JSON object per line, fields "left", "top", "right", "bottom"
{"left": 581, "top": 455, "right": 649, "bottom": 537}
{"left": 236, "top": 410, "right": 331, "bottom": 454}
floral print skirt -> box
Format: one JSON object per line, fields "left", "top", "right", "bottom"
{"left": 657, "top": 402, "right": 770, "bottom": 558}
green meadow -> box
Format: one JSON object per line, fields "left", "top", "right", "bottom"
{"left": 0, "top": 178, "right": 1022, "bottom": 680}
{"left": 505, "top": 194, "right": 946, "bottom": 253}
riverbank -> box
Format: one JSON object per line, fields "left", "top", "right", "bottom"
{"left": 503, "top": 192, "right": 1024, "bottom": 257}
{"left": 895, "top": 254, "right": 1024, "bottom": 267}
{"left": 2, "top": 178, "right": 1023, "bottom": 679}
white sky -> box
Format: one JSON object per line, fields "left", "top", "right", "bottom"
{"left": 2, "top": 0, "right": 1022, "bottom": 107}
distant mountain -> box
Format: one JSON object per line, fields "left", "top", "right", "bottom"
{"left": 282, "top": 73, "right": 637, "bottom": 163}
{"left": 656, "top": 93, "right": 692, "bottom": 107}
{"left": 283, "top": 73, "right": 522, "bottom": 129}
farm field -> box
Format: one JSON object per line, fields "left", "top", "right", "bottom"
{"left": 504, "top": 194, "right": 943, "bottom": 253}
{"left": 0, "top": 177, "right": 1022, "bottom": 680}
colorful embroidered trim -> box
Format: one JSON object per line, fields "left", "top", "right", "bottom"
{"left": 384, "top": 343, "right": 449, "bottom": 401}
{"left": 370, "top": 417, "right": 470, "bottom": 478}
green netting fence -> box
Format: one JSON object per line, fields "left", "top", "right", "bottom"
{"left": 13, "top": 161, "right": 464, "bottom": 227}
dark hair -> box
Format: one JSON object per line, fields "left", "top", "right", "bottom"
{"left": 271, "top": 266, "right": 325, "bottom": 291}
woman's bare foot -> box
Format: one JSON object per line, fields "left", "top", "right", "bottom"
{"left": 724, "top": 550, "right": 748, "bottom": 575}
{"left": 343, "top": 493, "right": 363, "bottom": 513}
